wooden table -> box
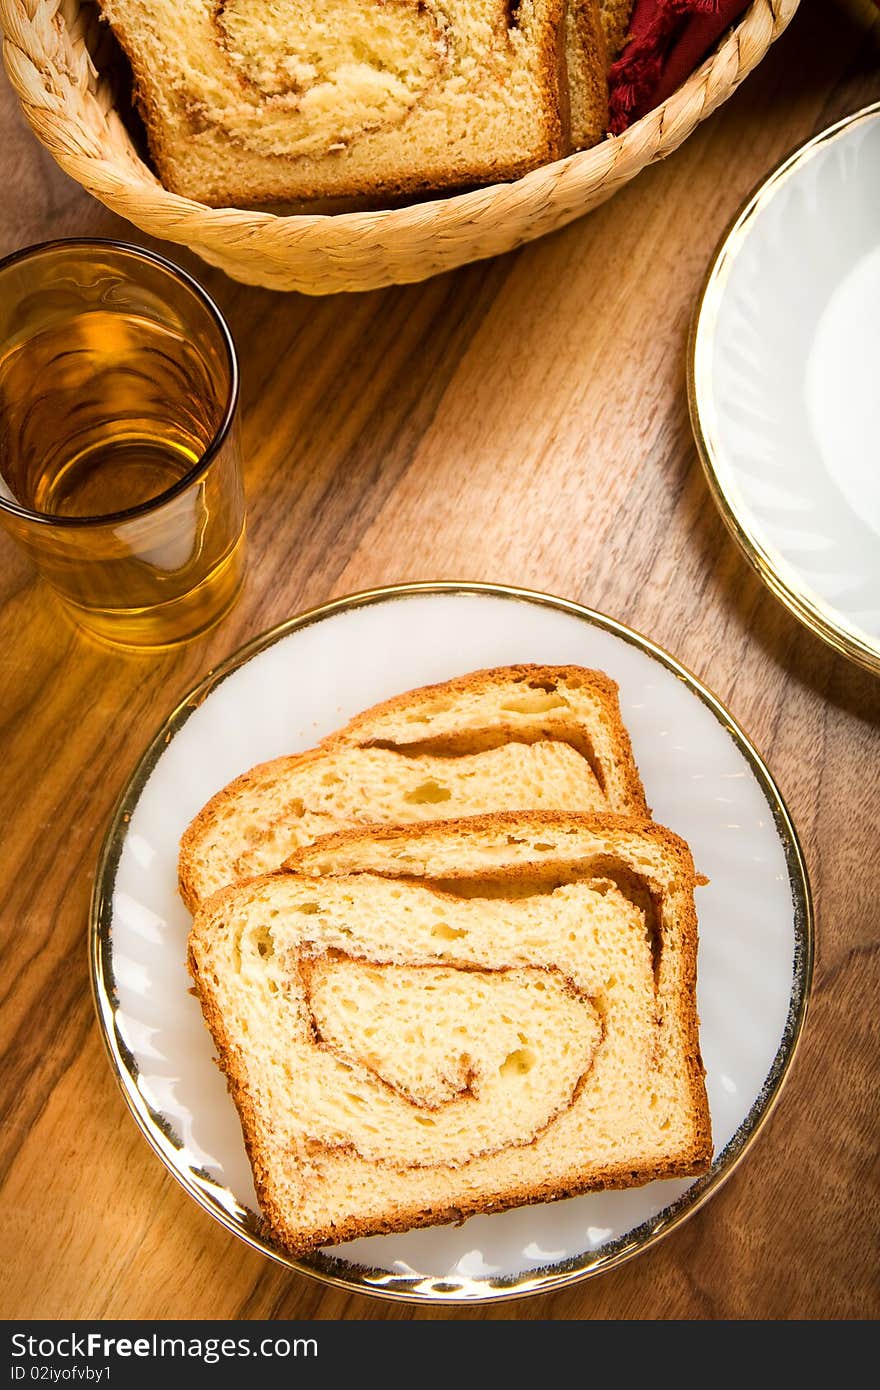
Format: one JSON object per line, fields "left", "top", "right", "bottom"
{"left": 1, "top": 0, "right": 878, "bottom": 1324}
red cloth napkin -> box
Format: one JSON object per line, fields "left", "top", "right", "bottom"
{"left": 608, "top": 0, "right": 753, "bottom": 134}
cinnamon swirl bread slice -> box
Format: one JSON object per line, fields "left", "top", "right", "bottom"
{"left": 188, "top": 812, "right": 712, "bottom": 1256}
{"left": 97, "top": 0, "right": 605, "bottom": 205}
{"left": 178, "top": 664, "right": 649, "bottom": 911}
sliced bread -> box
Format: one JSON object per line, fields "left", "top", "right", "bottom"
{"left": 97, "top": 0, "right": 602, "bottom": 205}
{"left": 568, "top": 0, "right": 610, "bottom": 148}
{"left": 178, "top": 664, "right": 649, "bottom": 911}
{"left": 598, "top": 0, "right": 635, "bottom": 65}
{"left": 188, "top": 811, "right": 712, "bottom": 1256}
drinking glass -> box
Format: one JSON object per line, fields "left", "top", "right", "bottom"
{"left": 0, "top": 239, "right": 246, "bottom": 649}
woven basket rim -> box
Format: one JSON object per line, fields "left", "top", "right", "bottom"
{"left": 0, "top": 0, "right": 800, "bottom": 233}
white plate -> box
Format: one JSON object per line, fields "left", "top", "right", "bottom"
{"left": 90, "top": 583, "right": 812, "bottom": 1303}
{"left": 689, "top": 102, "right": 880, "bottom": 675}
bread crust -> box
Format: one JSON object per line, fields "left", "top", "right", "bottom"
{"left": 256, "top": 1147, "right": 710, "bottom": 1256}
{"left": 189, "top": 811, "right": 712, "bottom": 1257}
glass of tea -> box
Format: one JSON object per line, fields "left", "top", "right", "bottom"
{"left": 0, "top": 239, "right": 246, "bottom": 650}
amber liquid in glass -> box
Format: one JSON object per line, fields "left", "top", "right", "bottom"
{"left": 0, "top": 308, "right": 244, "bottom": 648}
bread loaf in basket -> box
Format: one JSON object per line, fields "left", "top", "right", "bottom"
{"left": 0, "top": 0, "right": 798, "bottom": 291}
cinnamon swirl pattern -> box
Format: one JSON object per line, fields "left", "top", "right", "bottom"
{"left": 208, "top": 0, "right": 450, "bottom": 159}
{"left": 188, "top": 814, "right": 712, "bottom": 1256}
{"left": 97, "top": 0, "right": 596, "bottom": 203}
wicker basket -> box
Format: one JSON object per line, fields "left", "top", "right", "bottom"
{"left": 1, "top": 0, "right": 798, "bottom": 295}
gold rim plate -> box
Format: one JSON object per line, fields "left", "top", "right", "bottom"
{"left": 688, "top": 102, "right": 880, "bottom": 676}
{"left": 89, "top": 582, "right": 813, "bottom": 1304}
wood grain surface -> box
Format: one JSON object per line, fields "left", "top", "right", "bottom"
{"left": 1, "top": 0, "right": 878, "bottom": 1323}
